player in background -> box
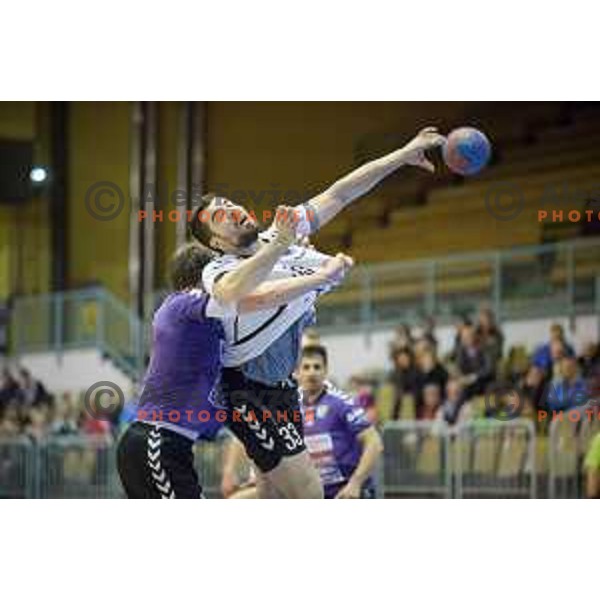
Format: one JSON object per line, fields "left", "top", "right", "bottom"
{"left": 117, "top": 213, "right": 352, "bottom": 498}
{"left": 298, "top": 345, "right": 383, "bottom": 498}
{"left": 192, "top": 127, "right": 444, "bottom": 499}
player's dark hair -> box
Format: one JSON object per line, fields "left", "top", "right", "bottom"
{"left": 169, "top": 243, "right": 213, "bottom": 291}
{"left": 301, "top": 344, "right": 328, "bottom": 367}
{"left": 188, "top": 192, "right": 217, "bottom": 249}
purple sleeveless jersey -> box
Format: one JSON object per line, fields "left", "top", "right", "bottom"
{"left": 303, "top": 386, "right": 374, "bottom": 498}
{"left": 137, "top": 291, "right": 226, "bottom": 440}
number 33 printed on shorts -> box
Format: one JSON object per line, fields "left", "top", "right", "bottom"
{"left": 278, "top": 422, "right": 304, "bottom": 451}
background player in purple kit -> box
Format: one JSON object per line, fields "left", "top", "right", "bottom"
{"left": 117, "top": 214, "right": 353, "bottom": 498}
{"left": 299, "top": 345, "right": 383, "bottom": 499}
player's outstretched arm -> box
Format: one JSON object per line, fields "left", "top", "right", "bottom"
{"left": 213, "top": 205, "right": 297, "bottom": 304}
{"left": 238, "top": 253, "right": 353, "bottom": 313}
{"left": 306, "top": 127, "right": 445, "bottom": 231}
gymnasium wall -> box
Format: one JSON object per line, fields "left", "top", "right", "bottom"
{"left": 68, "top": 102, "right": 132, "bottom": 299}
{"left": 205, "top": 101, "right": 467, "bottom": 211}
{"left": 0, "top": 101, "right": 529, "bottom": 302}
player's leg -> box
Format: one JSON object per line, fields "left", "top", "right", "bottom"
{"left": 117, "top": 422, "right": 161, "bottom": 498}
{"left": 223, "top": 368, "right": 323, "bottom": 498}
{"left": 117, "top": 422, "right": 202, "bottom": 499}
{"left": 264, "top": 451, "right": 323, "bottom": 499}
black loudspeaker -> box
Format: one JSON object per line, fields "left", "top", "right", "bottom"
{"left": 0, "top": 140, "right": 34, "bottom": 204}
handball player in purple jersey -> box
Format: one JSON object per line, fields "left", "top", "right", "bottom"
{"left": 299, "top": 345, "right": 383, "bottom": 499}
{"left": 116, "top": 210, "right": 352, "bottom": 499}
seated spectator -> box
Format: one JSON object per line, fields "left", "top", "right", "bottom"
{"left": 545, "top": 355, "right": 588, "bottom": 411}
{"left": 80, "top": 412, "right": 111, "bottom": 439}
{"left": 455, "top": 324, "right": 494, "bottom": 399}
{"left": 578, "top": 342, "right": 600, "bottom": 379}
{"left": 421, "top": 383, "right": 442, "bottom": 421}
{"left": 532, "top": 323, "right": 575, "bottom": 373}
{"left": 0, "top": 405, "right": 21, "bottom": 439}
{"left": 438, "top": 378, "right": 471, "bottom": 426}
{"left": 519, "top": 364, "right": 547, "bottom": 413}
{"left": 48, "top": 395, "right": 80, "bottom": 437}
{"left": 476, "top": 306, "right": 504, "bottom": 375}
{"left": 23, "top": 406, "right": 48, "bottom": 443}
{"left": 16, "top": 368, "right": 53, "bottom": 409}
{"left": 348, "top": 375, "right": 377, "bottom": 423}
{"left": 0, "top": 367, "right": 19, "bottom": 415}
{"left": 412, "top": 316, "right": 438, "bottom": 351}
{"left": 389, "top": 348, "right": 418, "bottom": 420}
{"left": 450, "top": 315, "right": 473, "bottom": 362}
{"left": 301, "top": 327, "right": 321, "bottom": 349}
{"left": 415, "top": 348, "right": 448, "bottom": 419}
{"left": 389, "top": 323, "right": 413, "bottom": 356}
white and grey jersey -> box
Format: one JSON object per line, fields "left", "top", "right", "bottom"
{"left": 202, "top": 225, "right": 335, "bottom": 383}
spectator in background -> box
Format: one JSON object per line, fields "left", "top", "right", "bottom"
{"left": 348, "top": 375, "right": 377, "bottom": 423}
{"left": 48, "top": 395, "right": 80, "bottom": 437}
{"left": 455, "top": 324, "right": 494, "bottom": 399}
{"left": 415, "top": 347, "right": 448, "bottom": 419}
{"left": 389, "top": 323, "right": 413, "bottom": 356}
{"left": 421, "top": 383, "right": 442, "bottom": 421}
{"left": 519, "top": 364, "right": 547, "bottom": 413}
{"left": 450, "top": 315, "right": 473, "bottom": 362}
{"left": 23, "top": 406, "right": 48, "bottom": 443}
{"left": 578, "top": 342, "right": 600, "bottom": 379}
{"left": 413, "top": 337, "right": 434, "bottom": 365}
{"left": 301, "top": 327, "right": 321, "bottom": 349}
{"left": 0, "top": 368, "right": 20, "bottom": 414}
{"left": 81, "top": 411, "right": 112, "bottom": 440}
{"left": 412, "top": 316, "right": 438, "bottom": 352}
{"left": 389, "top": 347, "right": 418, "bottom": 420}
{"left": 421, "top": 315, "right": 438, "bottom": 350}
{"left": 532, "top": 323, "right": 575, "bottom": 374}
{"left": 16, "top": 368, "right": 52, "bottom": 409}
{"left": 476, "top": 307, "right": 504, "bottom": 376}
{"left": 545, "top": 339, "right": 568, "bottom": 381}
{"left": 546, "top": 355, "right": 588, "bottom": 411}
{"left": 0, "top": 405, "right": 21, "bottom": 439}
{"left": 439, "top": 378, "right": 471, "bottom": 426}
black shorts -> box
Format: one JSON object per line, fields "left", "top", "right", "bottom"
{"left": 220, "top": 368, "right": 306, "bottom": 473}
{"left": 116, "top": 422, "right": 202, "bottom": 499}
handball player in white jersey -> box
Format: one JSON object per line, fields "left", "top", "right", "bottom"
{"left": 189, "top": 127, "right": 445, "bottom": 498}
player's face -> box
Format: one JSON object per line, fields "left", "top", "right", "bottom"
{"left": 299, "top": 356, "right": 327, "bottom": 392}
{"left": 207, "top": 197, "right": 260, "bottom": 250}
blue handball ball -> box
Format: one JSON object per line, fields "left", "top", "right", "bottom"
{"left": 442, "top": 127, "right": 492, "bottom": 176}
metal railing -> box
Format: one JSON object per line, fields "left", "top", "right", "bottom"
{"left": 317, "top": 237, "right": 600, "bottom": 331}
{"left": 381, "top": 419, "right": 536, "bottom": 499}
{"left": 548, "top": 410, "right": 600, "bottom": 498}
{"left": 0, "top": 435, "right": 228, "bottom": 499}
{"left": 0, "top": 418, "right": 597, "bottom": 498}
{"left": 12, "top": 287, "right": 145, "bottom": 379}
{"left": 9, "top": 237, "right": 600, "bottom": 371}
